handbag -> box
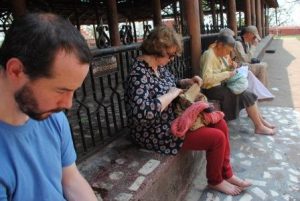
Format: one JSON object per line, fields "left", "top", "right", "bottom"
{"left": 226, "top": 71, "right": 248, "bottom": 95}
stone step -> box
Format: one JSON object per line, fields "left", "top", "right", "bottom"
{"left": 78, "top": 134, "right": 206, "bottom": 201}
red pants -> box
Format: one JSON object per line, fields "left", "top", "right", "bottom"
{"left": 182, "top": 119, "right": 233, "bottom": 185}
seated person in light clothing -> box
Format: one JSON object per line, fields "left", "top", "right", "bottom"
{"left": 234, "top": 26, "right": 269, "bottom": 86}
{"left": 219, "top": 28, "right": 274, "bottom": 101}
{"left": 200, "top": 34, "right": 275, "bottom": 135}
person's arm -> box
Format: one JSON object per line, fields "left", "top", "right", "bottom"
{"left": 178, "top": 76, "right": 203, "bottom": 88}
{"left": 222, "top": 55, "right": 237, "bottom": 70}
{"left": 56, "top": 113, "right": 97, "bottom": 201}
{"left": 157, "top": 87, "right": 182, "bottom": 111}
{"left": 200, "top": 51, "right": 233, "bottom": 88}
{"left": 0, "top": 184, "right": 8, "bottom": 201}
{"left": 126, "top": 72, "right": 181, "bottom": 124}
{"left": 62, "top": 163, "right": 97, "bottom": 201}
{"left": 248, "top": 43, "right": 256, "bottom": 59}
{"left": 235, "top": 41, "right": 252, "bottom": 63}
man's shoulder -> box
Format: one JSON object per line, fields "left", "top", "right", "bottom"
{"left": 42, "top": 112, "right": 69, "bottom": 134}
{"left": 234, "top": 39, "right": 243, "bottom": 47}
{"left": 234, "top": 40, "right": 245, "bottom": 52}
{"left": 46, "top": 112, "right": 68, "bottom": 124}
{"left": 202, "top": 48, "right": 213, "bottom": 59}
{"left": 48, "top": 112, "right": 67, "bottom": 122}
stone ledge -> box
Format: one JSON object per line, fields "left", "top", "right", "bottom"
{"left": 78, "top": 134, "right": 206, "bottom": 201}
{"left": 254, "top": 34, "right": 274, "bottom": 59}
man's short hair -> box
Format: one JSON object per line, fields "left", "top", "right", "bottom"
{"left": 0, "top": 12, "right": 91, "bottom": 79}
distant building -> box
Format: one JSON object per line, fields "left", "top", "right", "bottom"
{"left": 269, "top": 26, "right": 300, "bottom": 36}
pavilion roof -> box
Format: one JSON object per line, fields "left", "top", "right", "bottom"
{"left": 0, "top": 0, "right": 279, "bottom": 25}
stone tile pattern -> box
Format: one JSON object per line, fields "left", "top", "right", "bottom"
{"left": 188, "top": 107, "right": 300, "bottom": 201}
{"left": 89, "top": 143, "right": 164, "bottom": 201}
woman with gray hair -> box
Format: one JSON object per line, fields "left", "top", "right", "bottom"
{"left": 219, "top": 28, "right": 274, "bottom": 101}
{"left": 201, "top": 34, "right": 275, "bottom": 135}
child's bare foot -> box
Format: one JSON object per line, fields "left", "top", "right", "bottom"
{"left": 226, "top": 175, "right": 252, "bottom": 189}
{"left": 261, "top": 118, "right": 276, "bottom": 129}
{"left": 255, "top": 125, "right": 275, "bottom": 135}
{"left": 208, "top": 180, "right": 242, "bottom": 196}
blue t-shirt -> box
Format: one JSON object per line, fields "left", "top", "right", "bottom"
{"left": 0, "top": 112, "right": 76, "bottom": 201}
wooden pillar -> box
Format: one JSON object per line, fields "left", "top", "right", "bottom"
{"left": 183, "top": 0, "right": 202, "bottom": 75}
{"left": 132, "top": 21, "right": 137, "bottom": 42}
{"left": 227, "top": 0, "right": 237, "bottom": 34}
{"left": 238, "top": 12, "right": 242, "bottom": 29}
{"left": 261, "top": 0, "right": 265, "bottom": 37}
{"left": 74, "top": 10, "right": 81, "bottom": 31}
{"left": 265, "top": 4, "right": 269, "bottom": 35}
{"left": 251, "top": 0, "right": 256, "bottom": 25}
{"left": 11, "top": 0, "right": 27, "bottom": 18}
{"left": 255, "top": 0, "right": 262, "bottom": 37}
{"left": 199, "top": 0, "right": 205, "bottom": 31}
{"left": 211, "top": 0, "right": 217, "bottom": 27}
{"left": 106, "top": 0, "right": 120, "bottom": 46}
{"left": 220, "top": 0, "right": 224, "bottom": 27}
{"left": 244, "top": 0, "right": 251, "bottom": 26}
{"left": 74, "top": 0, "right": 81, "bottom": 31}
{"left": 152, "top": 0, "right": 162, "bottom": 26}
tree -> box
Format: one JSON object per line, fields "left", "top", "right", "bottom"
{"left": 268, "top": 5, "right": 293, "bottom": 26}
{"left": 268, "top": 0, "right": 300, "bottom": 26}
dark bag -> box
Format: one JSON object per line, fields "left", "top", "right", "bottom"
{"left": 251, "top": 58, "right": 260, "bottom": 64}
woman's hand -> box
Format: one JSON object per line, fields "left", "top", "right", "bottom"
{"left": 168, "top": 87, "right": 183, "bottom": 98}
{"left": 158, "top": 87, "right": 183, "bottom": 111}
{"left": 180, "top": 76, "right": 203, "bottom": 88}
{"left": 230, "top": 60, "right": 238, "bottom": 69}
{"left": 191, "top": 76, "right": 203, "bottom": 86}
{"left": 229, "top": 70, "right": 237, "bottom": 77}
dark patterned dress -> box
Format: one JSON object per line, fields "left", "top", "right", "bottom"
{"left": 125, "top": 59, "right": 184, "bottom": 155}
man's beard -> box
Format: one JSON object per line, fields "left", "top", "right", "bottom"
{"left": 14, "top": 84, "right": 64, "bottom": 121}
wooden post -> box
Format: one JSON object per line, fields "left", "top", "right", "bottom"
{"left": 220, "top": 0, "right": 224, "bottom": 27}
{"left": 74, "top": 1, "right": 81, "bottom": 31}
{"left": 211, "top": 0, "right": 217, "bottom": 27}
{"left": 227, "top": 0, "right": 237, "bottom": 34}
{"left": 183, "top": 0, "right": 202, "bottom": 75}
{"left": 244, "top": 0, "right": 251, "bottom": 26}
{"left": 261, "top": 0, "right": 265, "bottom": 37}
{"left": 152, "top": 0, "right": 162, "bottom": 26}
{"left": 255, "top": 0, "right": 262, "bottom": 37}
{"left": 106, "top": 0, "right": 120, "bottom": 46}
{"left": 265, "top": 4, "right": 269, "bottom": 35}
{"left": 251, "top": 0, "right": 256, "bottom": 25}
{"left": 199, "top": 0, "right": 205, "bottom": 32}
{"left": 11, "top": 0, "right": 27, "bottom": 18}
{"left": 238, "top": 12, "right": 242, "bottom": 28}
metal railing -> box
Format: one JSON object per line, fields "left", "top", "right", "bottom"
{"left": 68, "top": 36, "right": 192, "bottom": 161}
{"left": 201, "top": 24, "right": 227, "bottom": 34}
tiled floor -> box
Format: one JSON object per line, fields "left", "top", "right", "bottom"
{"left": 186, "top": 106, "right": 300, "bottom": 201}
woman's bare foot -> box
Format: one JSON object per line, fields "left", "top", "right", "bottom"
{"left": 255, "top": 125, "right": 275, "bottom": 135}
{"left": 226, "top": 175, "right": 252, "bottom": 189}
{"left": 261, "top": 118, "right": 276, "bottom": 129}
{"left": 208, "top": 180, "right": 242, "bottom": 196}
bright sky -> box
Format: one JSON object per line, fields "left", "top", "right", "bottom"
{"left": 278, "top": 0, "right": 300, "bottom": 25}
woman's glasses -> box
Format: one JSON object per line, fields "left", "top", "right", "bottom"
{"left": 166, "top": 51, "right": 177, "bottom": 60}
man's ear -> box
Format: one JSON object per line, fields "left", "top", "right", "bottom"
{"left": 5, "top": 58, "right": 27, "bottom": 81}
